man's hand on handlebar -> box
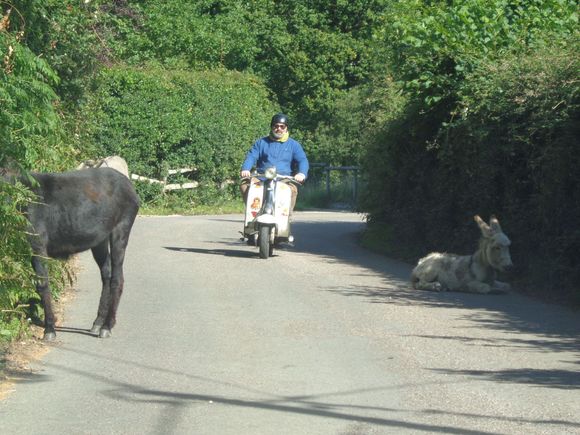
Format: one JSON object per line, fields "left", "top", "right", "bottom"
{"left": 294, "top": 173, "right": 306, "bottom": 183}
{"left": 240, "top": 170, "right": 305, "bottom": 183}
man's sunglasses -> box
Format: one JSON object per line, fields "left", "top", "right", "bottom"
{"left": 272, "top": 124, "right": 287, "bottom": 130}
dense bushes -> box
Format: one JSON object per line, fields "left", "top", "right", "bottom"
{"left": 361, "top": 42, "right": 579, "bottom": 301}
{"left": 445, "top": 46, "right": 579, "bottom": 297}
{"left": 1, "top": 26, "right": 76, "bottom": 340}
{"left": 95, "top": 0, "right": 388, "bottom": 130}
{"left": 386, "top": 0, "right": 578, "bottom": 106}
{"left": 2, "top": 0, "right": 103, "bottom": 105}
{"left": 358, "top": 1, "right": 579, "bottom": 302}
{"left": 77, "top": 66, "right": 278, "bottom": 202}
{"left": 0, "top": 31, "right": 72, "bottom": 170}
{"left": 0, "top": 181, "right": 36, "bottom": 340}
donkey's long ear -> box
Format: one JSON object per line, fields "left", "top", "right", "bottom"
{"left": 489, "top": 215, "right": 502, "bottom": 234}
{"left": 474, "top": 215, "right": 492, "bottom": 237}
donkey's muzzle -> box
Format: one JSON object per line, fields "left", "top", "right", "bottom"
{"left": 502, "top": 264, "right": 514, "bottom": 272}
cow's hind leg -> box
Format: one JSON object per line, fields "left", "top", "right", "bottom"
{"left": 100, "top": 221, "right": 133, "bottom": 338}
{"left": 90, "top": 239, "right": 112, "bottom": 336}
{"left": 31, "top": 255, "right": 57, "bottom": 341}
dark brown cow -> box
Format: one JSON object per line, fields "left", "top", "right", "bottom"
{"left": 2, "top": 167, "right": 140, "bottom": 340}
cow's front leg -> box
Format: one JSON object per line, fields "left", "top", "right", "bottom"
{"left": 31, "top": 256, "right": 56, "bottom": 341}
{"left": 90, "top": 241, "right": 111, "bottom": 336}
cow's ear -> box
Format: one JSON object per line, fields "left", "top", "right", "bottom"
{"left": 489, "top": 215, "right": 502, "bottom": 234}
{"left": 474, "top": 215, "right": 492, "bottom": 237}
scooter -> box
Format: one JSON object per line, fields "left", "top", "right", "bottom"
{"left": 241, "top": 167, "right": 300, "bottom": 259}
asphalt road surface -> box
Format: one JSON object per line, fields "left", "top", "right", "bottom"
{"left": 1, "top": 212, "right": 579, "bottom": 435}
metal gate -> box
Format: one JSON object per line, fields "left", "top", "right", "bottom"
{"left": 302, "top": 163, "right": 359, "bottom": 208}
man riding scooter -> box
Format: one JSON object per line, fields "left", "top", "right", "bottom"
{"left": 239, "top": 113, "right": 310, "bottom": 244}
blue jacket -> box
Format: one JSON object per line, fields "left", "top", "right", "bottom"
{"left": 241, "top": 136, "right": 309, "bottom": 177}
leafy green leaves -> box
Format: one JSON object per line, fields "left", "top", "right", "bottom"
{"left": 0, "top": 179, "right": 36, "bottom": 341}
{"left": 1, "top": 33, "right": 61, "bottom": 163}
{"left": 1, "top": 4, "right": 79, "bottom": 341}
{"left": 386, "top": 0, "right": 578, "bottom": 106}
{"left": 79, "top": 65, "right": 277, "bottom": 187}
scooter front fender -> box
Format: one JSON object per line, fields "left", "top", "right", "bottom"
{"left": 256, "top": 214, "right": 276, "bottom": 225}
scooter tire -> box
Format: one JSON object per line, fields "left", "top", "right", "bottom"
{"left": 259, "top": 226, "right": 271, "bottom": 259}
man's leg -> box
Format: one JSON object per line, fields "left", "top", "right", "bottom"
{"left": 287, "top": 183, "right": 298, "bottom": 244}
{"left": 240, "top": 179, "right": 250, "bottom": 204}
{"left": 288, "top": 183, "right": 298, "bottom": 215}
{"left": 240, "top": 178, "right": 254, "bottom": 244}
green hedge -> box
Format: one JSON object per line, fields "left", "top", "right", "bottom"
{"left": 361, "top": 43, "right": 579, "bottom": 302}
{"left": 1, "top": 30, "right": 76, "bottom": 342}
{"left": 78, "top": 66, "right": 277, "bottom": 190}
{"left": 442, "top": 45, "right": 580, "bottom": 298}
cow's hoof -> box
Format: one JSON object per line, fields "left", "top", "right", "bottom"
{"left": 43, "top": 331, "right": 57, "bottom": 341}
{"left": 99, "top": 329, "right": 112, "bottom": 338}
{"left": 90, "top": 324, "right": 102, "bottom": 335}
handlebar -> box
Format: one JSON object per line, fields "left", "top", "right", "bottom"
{"left": 241, "top": 173, "right": 303, "bottom": 186}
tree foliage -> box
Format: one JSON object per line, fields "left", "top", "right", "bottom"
{"left": 94, "top": 0, "right": 389, "bottom": 129}
{"left": 0, "top": 33, "right": 62, "bottom": 168}
{"left": 384, "top": 0, "right": 578, "bottom": 106}
{"left": 2, "top": 0, "right": 103, "bottom": 104}
{"left": 1, "top": 3, "right": 76, "bottom": 341}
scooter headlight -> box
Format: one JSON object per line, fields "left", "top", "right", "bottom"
{"left": 264, "top": 167, "right": 277, "bottom": 180}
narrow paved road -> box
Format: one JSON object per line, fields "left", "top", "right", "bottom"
{"left": 1, "top": 212, "right": 579, "bottom": 434}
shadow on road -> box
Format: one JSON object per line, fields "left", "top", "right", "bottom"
{"left": 13, "top": 346, "right": 580, "bottom": 434}
{"left": 286, "top": 217, "right": 580, "bottom": 384}
{"left": 163, "top": 246, "right": 256, "bottom": 258}
{"left": 431, "top": 367, "right": 580, "bottom": 390}
{"left": 55, "top": 326, "right": 97, "bottom": 338}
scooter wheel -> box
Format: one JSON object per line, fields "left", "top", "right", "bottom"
{"left": 259, "top": 226, "right": 271, "bottom": 259}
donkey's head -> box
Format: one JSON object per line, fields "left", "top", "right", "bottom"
{"left": 474, "top": 215, "right": 513, "bottom": 272}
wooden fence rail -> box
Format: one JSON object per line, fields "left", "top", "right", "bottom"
{"left": 131, "top": 168, "right": 199, "bottom": 192}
